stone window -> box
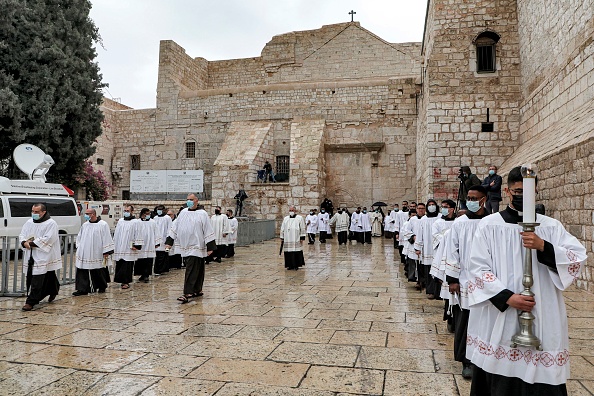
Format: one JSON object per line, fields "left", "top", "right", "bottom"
{"left": 130, "top": 155, "right": 140, "bottom": 170}
{"left": 474, "top": 31, "right": 500, "bottom": 73}
{"left": 96, "top": 158, "right": 104, "bottom": 165}
{"left": 122, "top": 190, "right": 130, "bottom": 200}
{"left": 186, "top": 142, "right": 196, "bottom": 159}
{"left": 276, "top": 155, "right": 289, "bottom": 182}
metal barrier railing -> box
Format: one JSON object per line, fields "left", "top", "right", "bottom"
{"left": 0, "top": 235, "right": 77, "bottom": 297}
{"left": 1, "top": 221, "right": 276, "bottom": 296}
{"left": 235, "top": 219, "right": 277, "bottom": 247}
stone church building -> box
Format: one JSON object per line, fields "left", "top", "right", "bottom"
{"left": 93, "top": 1, "right": 593, "bottom": 290}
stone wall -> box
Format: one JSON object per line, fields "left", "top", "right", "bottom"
{"left": 418, "top": 0, "right": 522, "bottom": 200}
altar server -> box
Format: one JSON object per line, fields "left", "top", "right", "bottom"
{"left": 225, "top": 209, "right": 238, "bottom": 257}
{"left": 113, "top": 205, "right": 140, "bottom": 289}
{"left": 467, "top": 166, "right": 587, "bottom": 395}
{"left": 329, "top": 207, "right": 350, "bottom": 245}
{"left": 72, "top": 208, "right": 114, "bottom": 296}
{"left": 280, "top": 206, "right": 306, "bottom": 270}
{"left": 20, "top": 203, "right": 61, "bottom": 311}
{"left": 305, "top": 210, "right": 318, "bottom": 244}
{"left": 153, "top": 204, "right": 172, "bottom": 275}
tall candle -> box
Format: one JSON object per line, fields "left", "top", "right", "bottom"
{"left": 523, "top": 175, "right": 536, "bottom": 223}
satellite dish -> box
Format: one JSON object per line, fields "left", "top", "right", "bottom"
{"left": 13, "top": 144, "right": 54, "bottom": 182}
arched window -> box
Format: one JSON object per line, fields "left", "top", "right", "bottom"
{"left": 474, "top": 31, "right": 500, "bottom": 73}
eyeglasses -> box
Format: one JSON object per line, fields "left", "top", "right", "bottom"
{"left": 509, "top": 189, "right": 523, "bottom": 195}
{"left": 440, "top": 206, "right": 450, "bottom": 209}
{"left": 466, "top": 197, "right": 484, "bottom": 202}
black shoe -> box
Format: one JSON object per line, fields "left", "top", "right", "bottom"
{"left": 97, "top": 289, "right": 106, "bottom": 293}
{"left": 215, "top": 258, "right": 222, "bottom": 263}
{"left": 462, "top": 364, "right": 473, "bottom": 379}
{"left": 143, "top": 278, "right": 150, "bottom": 283}
{"left": 72, "top": 291, "right": 88, "bottom": 296}
{"left": 48, "top": 294, "right": 57, "bottom": 302}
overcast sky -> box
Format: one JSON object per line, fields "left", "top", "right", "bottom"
{"left": 89, "top": 1, "right": 428, "bottom": 109}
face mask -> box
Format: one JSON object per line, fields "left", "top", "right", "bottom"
{"left": 441, "top": 208, "right": 449, "bottom": 216}
{"left": 511, "top": 194, "right": 523, "bottom": 212}
{"left": 310, "top": 212, "right": 313, "bottom": 215}
{"left": 394, "top": 208, "right": 399, "bottom": 212}
{"left": 338, "top": 210, "right": 342, "bottom": 214}
{"left": 321, "top": 210, "right": 325, "bottom": 213}
{"left": 356, "top": 210, "right": 360, "bottom": 213}
{"left": 427, "top": 205, "right": 437, "bottom": 213}
{"left": 31, "top": 213, "right": 40, "bottom": 221}
{"left": 489, "top": 170, "right": 495, "bottom": 176}
{"left": 289, "top": 211, "right": 295, "bottom": 216}
{"left": 123, "top": 212, "right": 131, "bottom": 218}
{"left": 402, "top": 206, "right": 408, "bottom": 211}
{"left": 84, "top": 214, "right": 91, "bottom": 221}
{"left": 145, "top": 215, "right": 151, "bottom": 220}
{"left": 186, "top": 200, "right": 194, "bottom": 208}
{"left": 157, "top": 210, "right": 163, "bottom": 216}
{"left": 363, "top": 210, "right": 367, "bottom": 214}
{"left": 466, "top": 201, "right": 481, "bottom": 213}
{"left": 215, "top": 210, "right": 221, "bottom": 215}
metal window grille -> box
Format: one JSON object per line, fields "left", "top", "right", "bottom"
{"left": 130, "top": 155, "right": 140, "bottom": 170}
{"left": 96, "top": 158, "right": 104, "bottom": 165}
{"left": 276, "top": 156, "right": 289, "bottom": 174}
{"left": 476, "top": 42, "right": 496, "bottom": 73}
{"left": 186, "top": 142, "right": 196, "bottom": 159}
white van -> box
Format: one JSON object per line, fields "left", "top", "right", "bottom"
{"left": 78, "top": 201, "right": 123, "bottom": 232}
{"left": 0, "top": 177, "right": 81, "bottom": 237}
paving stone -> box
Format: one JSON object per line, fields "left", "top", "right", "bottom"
{"left": 300, "top": 365, "right": 385, "bottom": 394}
{"left": 139, "top": 378, "right": 224, "bottom": 396}
{"left": 118, "top": 353, "right": 209, "bottom": 377}
{"left": 268, "top": 341, "right": 359, "bottom": 366}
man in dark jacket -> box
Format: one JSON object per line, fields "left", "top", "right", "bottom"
{"left": 458, "top": 166, "right": 481, "bottom": 210}
{"left": 481, "top": 165, "right": 503, "bottom": 214}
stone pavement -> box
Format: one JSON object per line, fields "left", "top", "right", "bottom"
{"left": 0, "top": 238, "right": 593, "bottom": 395}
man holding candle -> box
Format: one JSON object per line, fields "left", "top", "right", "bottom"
{"left": 466, "top": 166, "right": 587, "bottom": 396}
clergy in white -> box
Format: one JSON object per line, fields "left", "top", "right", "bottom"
{"left": 407, "top": 204, "right": 425, "bottom": 285}
{"left": 305, "top": 210, "right": 318, "bottom": 244}
{"left": 329, "top": 208, "right": 350, "bottom": 245}
{"left": 414, "top": 199, "right": 441, "bottom": 297}
{"left": 113, "top": 205, "right": 141, "bottom": 289}
{"left": 317, "top": 209, "right": 330, "bottom": 243}
{"left": 280, "top": 206, "right": 306, "bottom": 270}
{"left": 225, "top": 209, "right": 239, "bottom": 257}
{"left": 383, "top": 206, "right": 398, "bottom": 242}
{"left": 370, "top": 209, "right": 383, "bottom": 237}
{"left": 208, "top": 206, "right": 231, "bottom": 263}
{"left": 400, "top": 209, "right": 417, "bottom": 282}
{"left": 73, "top": 208, "right": 114, "bottom": 296}
{"left": 153, "top": 204, "right": 173, "bottom": 275}
{"left": 20, "top": 203, "right": 62, "bottom": 311}
{"left": 166, "top": 193, "right": 216, "bottom": 303}
{"left": 395, "top": 201, "right": 412, "bottom": 263}
{"left": 134, "top": 208, "right": 161, "bottom": 282}
{"left": 466, "top": 166, "right": 587, "bottom": 395}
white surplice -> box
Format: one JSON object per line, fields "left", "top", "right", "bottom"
{"left": 396, "top": 210, "right": 410, "bottom": 245}
{"left": 429, "top": 217, "right": 455, "bottom": 290}
{"left": 317, "top": 212, "right": 330, "bottom": 233}
{"left": 19, "top": 218, "right": 62, "bottom": 275}
{"left": 466, "top": 213, "right": 587, "bottom": 385}
{"left": 211, "top": 214, "right": 231, "bottom": 245}
{"left": 153, "top": 215, "right": 173, "bottom": 252}
{"left": 75, "top": 219, "right": 114, "bottom": 270}
{"left": 226, "top": 217, "right": 239, "bottom": 244}
{"left": 406, "top": 216, "right": 422, "bottom": 260}
{"left": 169, "top": 208, "right": 216, "bottom": 258}
{"left": 306, "top": 214, "right": 318, "bottom": 233}
{"left": 329, "top": 212, "right": 350, "bottom": 233}
{"left": 280, "top": 215, "right": 306, "bottom": 251}
{"left": 113, "top": 217, "right": 140, "bottom": 262}
{"left": 360, "top": 212, "right": 372, "bottom": 232}
{"left": 400, "top": 219, "right": 413, "bottom": 259}
{"left": 136, "top": 219, "right": 161, "bottom": 259}
{"left": 443, "top": 215, "right": 481, "bottom": 309}
{"left": 414, "top": 215, "right": 440, "bottom": 265}
{"left": 370, "top": 212, "right": 383, "bottom": 236}
{"left": 349, "top": 212, "right": 362, "bottom": 232}
{"left": 384, "top": 210, "right": 398, "bottom": 233}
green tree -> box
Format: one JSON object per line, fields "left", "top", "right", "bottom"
{"left": 0, "top": 0, "right": 105, "bottom": 183}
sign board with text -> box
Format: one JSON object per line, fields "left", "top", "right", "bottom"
{"left": 130, "top": 170, "right": 203, "bottom": 193}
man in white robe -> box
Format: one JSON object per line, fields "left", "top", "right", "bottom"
{"left": 329, "top": 208, "right": 350, "bottom": 245}
{"left": 407, "top": 203, "right": 425, "bottom": 286}
{"left": 349, "top": 207, "right": 364, "bottom": 244}
{"left": 305, "top": 210, "right": 318, "bottom": 244}
{"left": 383, "top": 205, "right": 398, "bottom": 243}
{"left": 414, "top": 199, "right": 441, "bottom": 297}
{"left": 165, "top": 193, "right": 216, "bottom": 303}
{"left": 113, "top": 205, "right": 140, "bottom": 289}
{"left": 360, "top": 207, "right": 372, "bottom": 244}
{"left": 444, "top": 186, "right": 489, "bottom": 379}
{"left": 396, "top": 201, "right": 414, "bottom": 263}
{"left": 73, "top": 208, "right": 114, "bottom": 296}
{"left": 400, "top": 209, "right": 416, "bottom": 280}
{"left": 134, "top": 208, "right": 161, "bottom": 282}
{"left": 153, "top": 204, "right": 173, "bottom": 275}
{"left": 225, "top": 209, "right": 238, "bottom": 257}
{"left": 317, "top": 209, "right": 330, "bottom": 243}
{"left": 208, "top": 206, "right": 230, "bottom": 263}
{"left": 370, "top": 208, "right": 383, "bottom": 237}
{"left": 466, "top": 166, "right": 587, "bottom": 395}
{"left": 20, "top": 203, "right": 62, "bottom": 311}
{"left": 280, "top": 205, "right": 306, "bottom": 270}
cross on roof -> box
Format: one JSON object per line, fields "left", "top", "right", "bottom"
{"left": 349, "top": 10, "right": 356, "bottom": 22}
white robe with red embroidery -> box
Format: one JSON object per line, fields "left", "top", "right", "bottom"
{"left": 466, "top": 213, "right": 586, "bottom": 385}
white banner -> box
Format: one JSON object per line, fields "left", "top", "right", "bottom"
{"left": 130, "top": 170, "right": 203, "bottom": 193}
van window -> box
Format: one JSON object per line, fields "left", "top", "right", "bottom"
{"left": 0, "top": 201, "right": 4, "bottom": 218}
{"left": 8, "top": 198, "right": 77, "bottom": 217}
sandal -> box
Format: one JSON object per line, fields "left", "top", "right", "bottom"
{"left": 121, "top": 284, "right": 130, "bottom": 290}
{"left": 177, "top": 292, "right": 202, "bottom": 303}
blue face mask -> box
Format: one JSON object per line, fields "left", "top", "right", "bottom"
{"left": 157, "top": 210, "right": 163, "bottom": 216}
{"left": 31, "top": 213, "right": 40, "bottom": 221}
{"left": 145, "top": 215, "right": 151, "bottom": 220}
{"left": 489, "top": 170, "right": 495, "bottom": 176}
{"left": 441, "top": 208, "right": 449, "bottom": 216}
{"left": 123, "top": 212, "right": 131, "bottom": 218}
{"left": 186, "top": 200, "right": 194, "bottom": 208}
{"left": 466, "top": 201, "right": 481, "bottom": 213}
{"left": 84, "top": 214, "right": 91, "bottom": 221}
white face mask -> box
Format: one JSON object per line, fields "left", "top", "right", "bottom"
{"left": 427, "top": 205, "right": 437, "bottom": 213}
{"left": 289, "top": 211, "right": 295, "bottom": 216}
{"left": 441, "top": 208, "right": 449, "bottom": 216}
